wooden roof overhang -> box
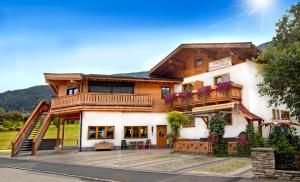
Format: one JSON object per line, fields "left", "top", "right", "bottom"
{"left": 44, "top": 73, "right": 84, "bottom": 94}
{"left": 44, "top": 73, "right": 183, "bottom": 94}
{"left": 149, "top": 42, "right": 260, "bottom": 78}
{"left": 82, "top": 74, "right": 182, "bottom": 84}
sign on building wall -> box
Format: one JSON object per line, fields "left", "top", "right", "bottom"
{"left": 209, "top": 57, "right": 232, "bottom": 71}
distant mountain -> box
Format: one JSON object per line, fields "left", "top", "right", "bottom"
{"left": 0, "top": 71, "right": 149, "bottom": 113}
{"left": 258, "top": 41, "right": 272, "bottom": 50}
{"left": 0, "top": 85, "right": 54, "bottom": 113}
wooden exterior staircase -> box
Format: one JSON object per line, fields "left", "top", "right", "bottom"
{"left": 11, "top": 101, "right": 52, "bottom": 157}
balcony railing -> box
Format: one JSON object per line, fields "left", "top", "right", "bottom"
{"left": 51, "top": 93, "right": 153, "bottom": 110}
{"left": 171, "top": 83, "right": 242, "bottom": 108}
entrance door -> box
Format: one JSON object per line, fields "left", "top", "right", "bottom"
{"left": 156, "top": 125, "right": 167, "bottom": 147}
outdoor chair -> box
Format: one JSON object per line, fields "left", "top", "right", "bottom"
{"left": 145, "top": 139, "right": 151, "bottom": 149}
{"left": 121, "top": 140, "right": 127, "bottom": 150}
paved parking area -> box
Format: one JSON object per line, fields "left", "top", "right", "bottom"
{"left": 17, "top": 149, "right": 253, "bottom": 178}
{"left": 0, "top": 168, "right": 90, "bottom": 182}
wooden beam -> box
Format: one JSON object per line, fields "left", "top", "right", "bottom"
{"left": 200, "top": 116, "right": 209, "bottom": 128}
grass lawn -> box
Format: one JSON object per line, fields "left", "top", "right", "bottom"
{"left": 194, "top": 159, "right": 251, "bottom": 174}
{"left": 0, "top": 124, "right": 79, "bottom": 150}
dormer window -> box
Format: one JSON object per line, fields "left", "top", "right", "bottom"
{"left": 195, "top": 59, "right": 204, "bottom": 67}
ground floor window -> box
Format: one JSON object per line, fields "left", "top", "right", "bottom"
{"left": 224, "top": 113, "right": 232, "bottom": 125}
{"left": 124, "top": 126, "right": 148, "bottom": 138}
{"left": 183, "top": 116, "right": 195, "bottom": 127}
{"left": 88, "top": 126, "right": 114, "bottom": 139}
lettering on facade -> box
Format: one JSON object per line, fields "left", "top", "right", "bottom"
{"left": 209, "top": 57, "right": 232, "bottom": 71}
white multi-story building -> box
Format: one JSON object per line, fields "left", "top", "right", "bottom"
{"left": 12, "top": 42, "right": 298, "bottom": 156}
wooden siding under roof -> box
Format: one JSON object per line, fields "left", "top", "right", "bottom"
{"left": 149, "top": 42, "right": 260, "bottom": 78}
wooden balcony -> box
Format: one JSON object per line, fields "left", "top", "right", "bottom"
{"left": 171, "top": 83, "right": 242, "bottom": 109}
{"left": 50, "top": 93, "right": 153, "bottom": 114}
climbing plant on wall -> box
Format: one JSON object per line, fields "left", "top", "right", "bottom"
{"left": 208, "top": 114, "right": 227, "bottom": 156}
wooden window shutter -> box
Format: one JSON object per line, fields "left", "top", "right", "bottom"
{"left": 193, "top": 81, "right": 203, "bottom": 90}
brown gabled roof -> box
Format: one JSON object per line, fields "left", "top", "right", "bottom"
{"left": 149, "top": 42, "right": 260, "bottom": 77}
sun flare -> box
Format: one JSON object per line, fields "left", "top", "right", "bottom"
{"left": 248, "top": 0, "right": 275, "bottom": 12}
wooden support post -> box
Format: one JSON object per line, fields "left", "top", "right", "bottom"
{"left": 56, "top": 119, "right": 61, "bottom": 147}
{"left": 62, "top": 120, "right": 65, "bottom": 147}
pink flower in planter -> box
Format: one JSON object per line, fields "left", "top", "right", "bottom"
{"left": 197, "top": 86, "right": 211, "bottom": 98}
{"left": 179, "top": 90, "right": 192, "bottom": 100}
{"left": 216, "top": 81, "right": 231, "bottom": 93}
{"left": 163, "top": 93, "right": 176, "bottom": 104}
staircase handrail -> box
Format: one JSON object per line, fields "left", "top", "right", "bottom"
{"left": 11, "top": 101, "right": 50, "bottom": 157}
{"left": 32, "top": 113, "right": 53, "bottom": 156}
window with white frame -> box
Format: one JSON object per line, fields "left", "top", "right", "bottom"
{"left": 272, "top": 109, "right": 290, "bottom": 120}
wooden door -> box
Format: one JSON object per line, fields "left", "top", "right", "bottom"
{"left": 156, "top": 125, "right": 167, "bottom": 147}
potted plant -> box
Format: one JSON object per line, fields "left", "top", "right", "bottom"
{"left": 167, "top": 111, "right": 189, "bottom": 152}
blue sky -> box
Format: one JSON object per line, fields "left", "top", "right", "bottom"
{"left": 0, "top": 0, "right": 298, "bottom": 92}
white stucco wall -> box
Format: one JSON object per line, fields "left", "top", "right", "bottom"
{"left": 181, "top": 111, "right": 249, "bottom": 139}
{"left": 80, "top": 111, "right": 168, "bottom": 148}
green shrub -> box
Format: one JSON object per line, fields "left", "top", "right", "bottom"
{"left": 14, "top": 121, "right": 24, "bottom": 131}
{"left": 246, "top": 123, "right": 255, "bottom": 146}
{"left": 269, "top": 126, "right": 295, "bottom": 153}
{"left": 252, "top": 133, "right": 267, "bottom": 148}
{"left": 3, "top": 120, "right": 12, "bottom": 129}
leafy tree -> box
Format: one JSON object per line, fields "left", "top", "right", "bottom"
{"left": 256, "top": 2, "right": 300, "bottom": 118}
{"left": 167, "top": 111, "right": 189, "bottom": 137}
{"left": 0, "top": 107, "right": 5, "bottom": 125}
{"left": 5, "top": 111, "right": 23, "bottom": 122}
